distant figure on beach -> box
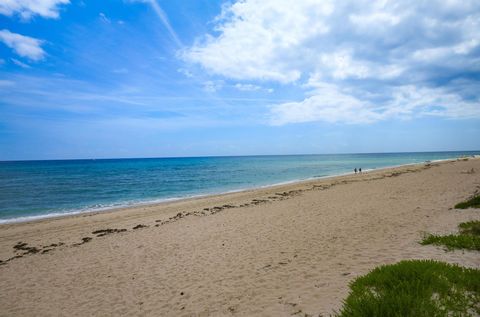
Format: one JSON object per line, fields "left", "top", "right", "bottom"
{"left": 354, "top": 168, "right": 357, "bottom": 174}
{"left": 359, "top": 168, "right": 362, "bottom": 173}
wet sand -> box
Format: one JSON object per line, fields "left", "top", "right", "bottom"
{"left": 0, "top": 158, "right": 479, "bottom": 316}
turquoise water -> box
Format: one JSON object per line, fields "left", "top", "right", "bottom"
{"left": 0, "top": 151, "right": 478, "bottom": 223}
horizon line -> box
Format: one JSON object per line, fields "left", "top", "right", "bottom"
{"left": 1, "top": 149, "right": 479, "bottom": 163}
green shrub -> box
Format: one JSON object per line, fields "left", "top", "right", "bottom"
{"left": 337, "top": 260, "right": 480, "bottom": 317}
{"left": 454, "top": 195, "right": 480, "bottom": 209}
{"left": 459, "top": 220, "right": 480, "bottom": 235}
{"left": 421, "top": 221, "right": 480, "bottom": 251}
{"left": 421, "top": 234, "right": 480, "bottom": 251}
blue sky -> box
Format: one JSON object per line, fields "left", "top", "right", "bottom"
{"left": 0, "top": 0, "right": 479, "bottom": 160}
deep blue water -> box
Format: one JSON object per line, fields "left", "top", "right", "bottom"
{"left": 0, "top": 151, "right": 478, "bottom": 223}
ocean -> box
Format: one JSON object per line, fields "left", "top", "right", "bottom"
{"left": 0, "top": 151, "right": 478, "bottom": 223}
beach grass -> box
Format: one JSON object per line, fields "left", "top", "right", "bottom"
{"left": 458, "top": 220, "right": 480, "bottom": 235}
{"left": 421, "top": 221, "right": 480, "bottom": 251}
{"left": 421, "top": 234, "right": 480, "bottom": 251}
{"left": 336, "top": 260, "right": 480, "bottom": 317}
{"left": 454, "top": 195, "right": 480, "bottom": 209}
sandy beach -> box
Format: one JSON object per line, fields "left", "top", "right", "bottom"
{"left": 0, "top": 158, "right": 479, "bottom": 316}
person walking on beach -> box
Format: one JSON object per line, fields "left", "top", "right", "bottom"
{"left": 354, "top": 168, "right": 357, "bottom": 174}
{"left": 359, "top": 168, "right": 362, "bottom": 173}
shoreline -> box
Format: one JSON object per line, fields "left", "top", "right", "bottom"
{"left": 0, "top": 156, "right": 470, "bottom": 226}
{"left": 0, "top": 156, "right": 479, "bottom": 316}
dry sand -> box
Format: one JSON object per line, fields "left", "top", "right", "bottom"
{"left": 0, "top": 158, "right": 479, "bottom": 316}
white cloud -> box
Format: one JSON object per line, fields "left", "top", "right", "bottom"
{"left": 184, "top": 0, "right": 480, "bottom": 124}
{"left": 234, "top": 83, "right": 259, "bottom": 91}
{"left": 99, "top": 12, "right": 111, "bottom": 24}
{"left": 148, "top": 0, "right": 182, "bottom": 46}
{"left": 184, "top": 0, "right": 333, "bottom": 83}
{"left": 177, "top": 68, "right": 193, "bottom": 78}
{"left": 270, "top": 83, "right": 382, "bottom": 125}
{"left": 349, "top": 11, "right": 402, "bottom": 27}
{"left": 384, "top": 86, "right": 480, "bottom": 119}
{"left": 234, "top": 83, "right": 273, "bottom": 93}
{"left": 203, "top": 80, "right": 224, "bottom": 93}
{"left": 0, "top": 0, "right": 69, "bottom": 20}
{"left": 319, "top": 50, "right": 370, "bottom": 80}
{"left": 11, "top": 58, "right": 31, "bottom": 68}
{"left": 130, "top": 0, "right": 182, "bottom": 47}
{"left": 0, "top": 29, "right": 45, "bottom": 61}
{"left": 271, "top": 84, "right": 480, "bottom": 125}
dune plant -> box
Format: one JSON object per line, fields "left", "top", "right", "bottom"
{"left": 421, "top": 221, "right": 480, "bottom": 251}
{"left": 454, "top": 195, "right": 480, "bottom": 209}
{"left": 459, "top": 220, "right": 480, "bottom": 235}
{"left": 336, "top": 260, "right": 480, "bottom": 317}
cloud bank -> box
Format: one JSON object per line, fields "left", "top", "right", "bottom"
{"left": 184, "top": 0, "right": 480, "bottom": 124}
{"left": 0, "top": 0, "right": 69, "bottom": 20}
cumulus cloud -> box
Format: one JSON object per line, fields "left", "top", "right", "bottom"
{"left": 0, "top": 29, "right": 45, "bottom": 61}
{"left": 184, "top": 0, "right": 480, "bottom": 124}
{"left": 184, "top": 0, "right": 333, "bottom": 83}
{"left": 271, "top": 84, "right": 480, "bottom": 125}
{"left": 0, "top": 0, "right": 69, "bottom": 20}
{"left": 270, "top": 83, "right": 381, "bottom": 125}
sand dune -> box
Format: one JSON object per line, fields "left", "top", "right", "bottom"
{"left": 0, "top": 158, "right": 479, "bottom": 316}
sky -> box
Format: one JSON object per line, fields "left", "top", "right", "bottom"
{"left": 0, "top": 0, "right": 479, "bottom": 160}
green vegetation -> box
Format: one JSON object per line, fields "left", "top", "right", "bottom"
{"left": 421, "top": 234, "right": 480, "bottom": 251}
{"left": 421, "top": 221, "right": 480, "bottom": 251}
{"left": 454, "top": 195, "right": 480, "bottom": 209}
{"left": 336, "top": 260, "right": 480, "bottom": 317}
{"left": 459, "top": 220, "right": 480, "bottom": 235}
